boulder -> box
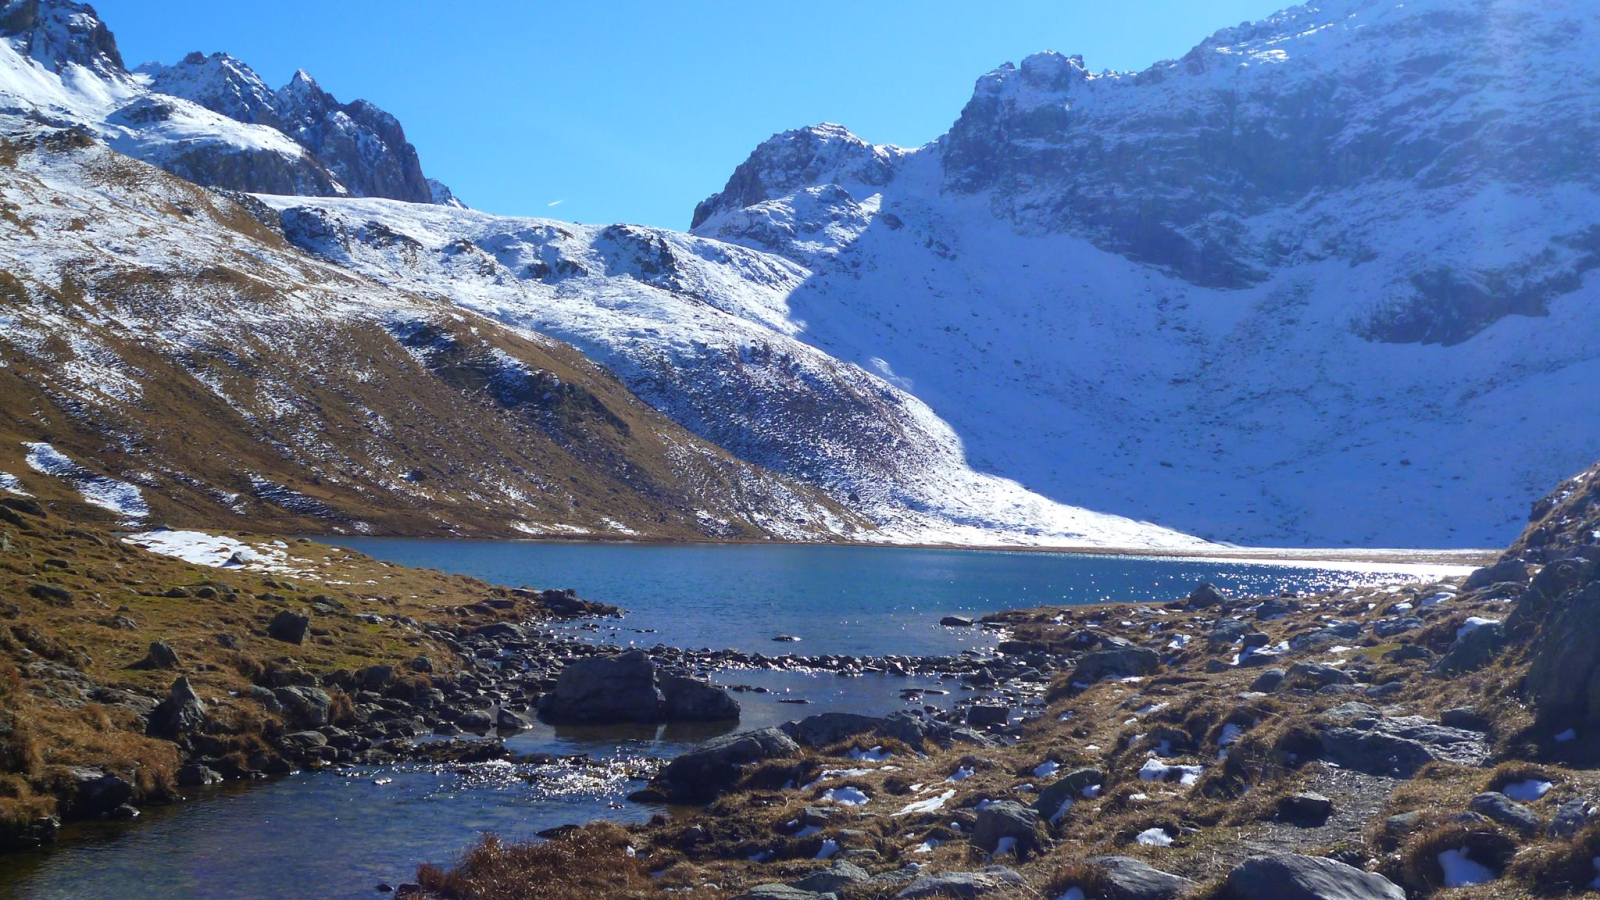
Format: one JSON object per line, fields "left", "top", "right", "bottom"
{"left": 1464, "top": 559, "right": 1529, "bottom": 591}
{"left": 273, "top": 685, "right": 332, "bottom": 729}
{"left": 495, "top": 708, "right": 530, "bottom": 731}
{"left": 940, "top": 616, "right": 975, "bottom": 627}
{"left": 782, "top": 712, "right": 885, "bottom": 747}
{"left": 1285, "top": 662, "right": 1354, "bottom": 689}
{"left": 129, "top": 640, "right": 180, "bottom": 671}
{"left": 267, "top": 610, "right": 310, "bottom": 644}
{"left": 1221, "top": 853, "right": 1404, "bottom": 900}
{"left": 457, "top": 709, "right": 495, "bottom": 732}
{"left": 1071, "top": 644, "right": 1159, "bottom": 684}
{"left": 733, "top": 888, "right": 835, "bottom": 900}
{"left": 1188, "top": 583, "right": 1227, "bottom": 608}
{"left": 661, "top": 674, "right": 741, "bottom": 721}
{"left": 650, "top": 727, "right": 799, "bottom": 804}
{"left": 1317, "top": 716, "right": 1486, "bottom": 777}
{"left": 1278, "top": 792, "right": 1334, "bottom": 825}
{"left": 1034, "top": 768, "right": 1104, "bottom": 817}
{"left": 1434, "top": 620, "right": 1506, "bottom": 674}
{"left": 1523, "top": 580, "right": 1600, "bottom": 727}
{"left": 177, "top": 763, "right": 223, "bottom": 786}
{"left": 966, "top": 704, "right": 1010, "bottom": 728}
{"left": 66, "top": 767, "right": 134, "bottom": 818}
{"left": 969, "top": 801, "right": 1041, "bottom": 857}
{"left": 1467, "top": 792, "right": 1541, "bottom": 835}
{"left": 1249, "top": 669, "right": 1286, "bottom": 693}
{"left": 895, "top": 867, "right": 1026, "bottom": 900}
{"left": 538, "top": 650, "right": 664, "bottom": 722}
{"left": 1209, "top": 619, "right": 1251, "bottom": 647}
{"left": 1082, "top": 856, "right": 1197, "bottom": 900}
{"left": 146, "top": 676, "right": 206, "bottom": 739}
{"left": 788, "top": 860, "right": 871, "bottom": 893}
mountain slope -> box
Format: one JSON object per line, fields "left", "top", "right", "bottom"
{"left": 692, "top": 0, "right": 1600, "bottom": 547}
{"left": 0, "top": 128, "right": 863, "bottom": 540}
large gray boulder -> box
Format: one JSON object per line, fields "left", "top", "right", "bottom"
{"left": 1070, "top": 641, "right": 1160, "bottom": 684}
{"left": 662, "top": 674, "right": 741, "bottom": 721}
{"left": 1082, "top": 856, "right": 1197, "bottom": 900}
{"left": 1468, "top": 792, "right": 1542, "bottom": 835}
{"left": 1222, "top": 853, "right": 1404, "bottom": 900}
{"left": 969, "top": 801, "right": 1041, "bottom": 857}
{"left": 538, "top": 650, "right": 739, "bottom": 723}
{"left": 1434, "top": 620, "right": 1506, "bottom": 674}
{"left": 781, "top": 712, "right": 885, "bottom": 747}
{"left": 650, "top": 727, "right": 799, "bottom": 804}
{"left": 267, "top": 610, "right": 310, "bottom": 644}
{"left": 895, "top": 867, "right": 1026, "bottom": 900}
{"left": 1317, "top": 715, "right": 1486, "bottom": 777}
{"left": 146, "top": 676, "right": 206, "bottom": 739}
{"left": 1034, "top": 768, "right": 1104, "bottom": 817}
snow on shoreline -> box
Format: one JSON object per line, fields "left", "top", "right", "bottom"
{"left": 122, "top": 529, "right": 288, "bottom": 571}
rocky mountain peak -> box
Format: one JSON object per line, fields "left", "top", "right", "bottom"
{"left": 0, "top": 0, "right": 123, "bottom": 77}
{"left": 690, "top": 123, "right": 902, "bottom": 231}
{"left": 136, "top": 51, "right": 281, "bottom": 129}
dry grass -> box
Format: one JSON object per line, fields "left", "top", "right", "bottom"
{"left": 416, "top": 824, "right": 680, "bottom": 900}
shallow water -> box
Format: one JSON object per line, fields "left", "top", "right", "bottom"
{"left": 0, "top": 543, "right": 1458, "bottom": 899}
{"left": 326, "top": 539, "right": 1459, "bottom": 657}
{"left": 0, "top": 671, "right": 961, "bottom": 900}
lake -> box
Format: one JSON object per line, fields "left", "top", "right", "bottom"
{"left": 0, "top": 542, "right": 1468, "bottom": 899}
{"left": 322, "top": 539, "right": 1469, "bottom": 657}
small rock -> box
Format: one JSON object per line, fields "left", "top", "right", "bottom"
{"left": 267, "top": 610, "right": 310, "bottom": 645}
{"left": 1277, "top": 792, "right": 1333, "bottom": 825}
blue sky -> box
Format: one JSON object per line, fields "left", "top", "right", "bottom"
{"left": 96, "top": 1, "right": 1288, "bottom": 228}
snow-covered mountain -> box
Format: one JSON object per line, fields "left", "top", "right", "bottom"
{"left": 691, "top": 0, "right": 1600, "bottom": 547}
{"left": 0, "top": 0, "right": 450, "bottom": 203}
{"left": 5, "top": 0, "right": 1596, "bottom": 548}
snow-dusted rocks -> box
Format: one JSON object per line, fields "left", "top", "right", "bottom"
{"left": 688, "top": 0, "right": 1600, "bottom": 547}
{"left": 1, "top": 0, "right": 448, "bottom": 204}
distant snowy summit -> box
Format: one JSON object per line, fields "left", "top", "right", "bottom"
{"left": 0, "top": 0, "right": 461, "bottom": 204}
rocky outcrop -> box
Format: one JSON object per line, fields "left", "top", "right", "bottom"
{"left": 646, "top": 727, "right": 799, "bottom": 804}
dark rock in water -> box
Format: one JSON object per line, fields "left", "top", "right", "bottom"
{"left": 966, "top": 704, "right": 1010, "bottom": 728}
{"left": 1278, "top": 792, "right": 1333, "bottom": 825}
{"left": 894, "top": 866, "right": 1025, "bottom": 899}
{"left": 1188, "top": 583, "right": 1227, "bottom": 608}
{"left": 494, "top": 708, "right": 530, "bottom": 731}
{"left": 471, "top": 621, "right": 524, "bottom": 641}
{"left": 1034, "top": 768, "right": 1103, "bottom": 817}
{"left": 1468, "top": 792, "right": 1542, "bottom": 835}
{"left": 539, "top": 650, "right": 739, "bottom": 723}
{"left": 662, "top": 674, "right": 741, "bottom": 721}
{"left": 650, "top": 727, "right": 799, "bottom": 804}
{"left": 147, "top": 676, "right": 206, "bottom": 739}
{"left": 533, "top": 588, "right": 620, "bottom": 618}
{"left": 129, "top": 640, "right": 180, "bottom": 670}
{"left": 1070, "top": 644, "right": 1159, "bottom": 684}
{"left": 940, "top": 616, "right": 975, "bottom": 627}
{"left": 1081, "top": 855, "right": 1196, "bottom": 900}
{"left": 771, "top": 634, "right": 802, "bottom": 642}
{"left": 538, "top": 649, "right": 664, "bottom": 722}
{"left": 267, "top": 610, "right": 310, "bottom": 644}
{"left": 1434, "top": 620, "right": 1506, "bottom": 674}
{"left": 969, "top": 801, "right": 1040, "bottom": 857}
{"left": 1222, "top": 853, "right": 1404, "bottom": 900}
